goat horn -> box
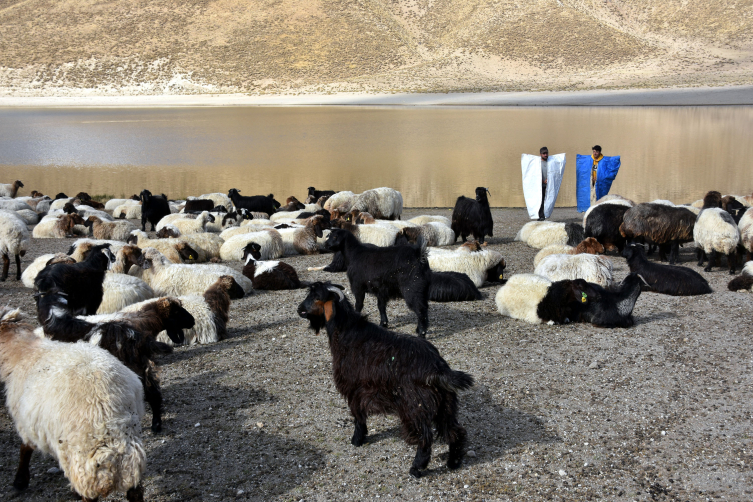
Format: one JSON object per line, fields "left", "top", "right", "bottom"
{"left": 636, "top": 274, "right": 651, "bottom": 288}
{"left": 327, "top": 286, "right": 345, "bottom": 302}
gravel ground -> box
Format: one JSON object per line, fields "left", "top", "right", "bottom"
{"left": 0, "top": 207, "right": 751, "bottom": 502}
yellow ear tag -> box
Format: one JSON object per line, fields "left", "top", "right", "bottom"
{"left": 581, "top": 292, "right": 588, "bottom": 303}
{"left": 499, "top": 274, "right": 504, "bottom": 279}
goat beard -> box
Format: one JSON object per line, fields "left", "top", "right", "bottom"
{"left": 305, "top": 315, "right": 327, "bottom": 335}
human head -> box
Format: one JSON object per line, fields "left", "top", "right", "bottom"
{"left": 592, "top": 145, "right": 602, "bottom": 156}
{"left": 540, "top": 146, "right": 549, "bottom": 160}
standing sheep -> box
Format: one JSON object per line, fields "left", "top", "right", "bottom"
{"left": 694, "top": 191, "right": 741, "bottom": 274}
{"left": 0, "top": 180, "right": 24, "bottom": 198}
{"left": 451, "top": 187, "right": 493, "bottom": 244}
{"left": 619, "top": 203, "right": 696, "bottom": 264}
{"left": 0, "top": 210, "right": 29, "bottom": 281}
{"left": 738, "top": 207, "right": 753, "bottom": 262}
{"left": 0, "top": 307, "right": 146, "bottom": 501}
{"left": 350, "top": 187, "right": 404, "bottom": 220}
{"left": 140, "top": 190, "right": 171, "bottom": 231}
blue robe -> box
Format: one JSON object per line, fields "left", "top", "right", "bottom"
{"left": 576, "top": 155, "right": 621, "bottom": 212}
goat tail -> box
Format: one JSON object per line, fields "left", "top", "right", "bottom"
{"left": 149, "top": 340, "right": 173, "bottom": 356}
{"left": 435, "top": 370, "right": 474, "bottom": 392}
{"left": 728, "top": 274, "right": 753, "bottom": 291}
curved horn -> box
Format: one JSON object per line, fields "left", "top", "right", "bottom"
{"left": 327, "top": 285, "right": 345, "bottom": 302}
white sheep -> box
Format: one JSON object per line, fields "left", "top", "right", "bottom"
{"left": 199, "top": 192, "right": 233, "bottom": 211}
{"left": 21, "top": 254, "right": 61, "bottom": 288}
{"left": 533, "top": 244, "right": 574, "bottom": 268}
{"left": 170, "top": 211, "right": 215, "bottom": 235}
{"left": 0, "top": 307, "right": 146, "bottom": 501}
{"left": 127, "top": 230, "right": 200, "bottom": 263}
{"left": 85, "top": 215, "right": 137, "bottom": 241}
{"left": 515, "top": 221, "right": 583, "bottom": 249}
{"left": 495, "top": 274, "right": 553, "bottom": 324}
{"left": 427, "top": 244, "right": 505, "bottom": 287}
{"left": 270, "top": 210, "right": 305, "bottom": 223}
{"left": 0, "top": 210, "right": 30, "bottom": 281}
{"left": 75, "top": 205, "right": 115, "bottom": 221}
{"left": 49, "top": 197, "right": 74, "bottom": 211}
{"left": 14, "top": 209, "right": 38, "bottom": 225}
{"left": 350, "top": 187, "right": 403, "bottom": 220}
{"left": 32, "top": 213, "right": 86, "bottom": 238}
{"left": 409, "top": 215, "right": 452, "bottom": 226}
{"left": 0, "top": 199, "right": 33, "bottom": 212}
{"left": 324, "top": 191, "right": 357, "bottom": 213}
{"left": 177, "top": 232, "right": 225, "bottom": 262}
{"left": 220, "top": 223, "right": 271, "bottom": 240}
{"left": 534, "top": 253, "right": 614, "bottom": 287}
{"left": 738, "top": 207, "right": 753, "bottom": 260}
{"left": 105, "top": 198, "right": 139, "bottom": 210}
{"left": 69, "top": 238, "right": 126, "bottom": 262}
{"left": 155, "top": 212, "right": 190, "bottom": 231}
{"left": 98, "top": 273, "right": 155, "bottom": 314}
{"left": 139, "top": 248, "right": 253, "bottom": 295}
{"left": 693, "top": 207, "right": 741, "bottom": 272}
{"left": 113, "top": 203, "right": 142, "bottom": 220}
{"left": 220, "top": 228, "right": 283, "bottom": 261}
{"left": 356, "top": 223, "right": 399, "bottom": 247}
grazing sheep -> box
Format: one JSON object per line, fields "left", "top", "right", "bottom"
{"left": 148, "top": 275, "right": 245, "bottom": 345}
{"left": 324, "top": 229, "right": 431, "bottom": 336}
{"left": 409, "top": 215, "right": 452, "bottom": 226}
{"left": 324, "top": 191, "right": 357, "bottom": 214}
{"left": 114, "top": 203, "right": 143, "bottom": 220}
{"left": 451, "top": 187, "right": 493, "bottom": 244}
{"left": 0, "top": 210, "right": 29, "bottom": 281}
{"left": 126, "top": 230, "right": 200, "bottom": 263}
{"left": 583, "top": 201, "right": 632, "bottom": 252}
{"left": 35, "top": 244, "right": 115, "bottom": 315}
{"left": 496, "top": 273, "right": 644, "bottom": 327}
{"left": 427, "top": 243, "right": 506, "bottom": 287}
{"left": 429, "top": 271, "right": 483, "bottom": 302}
{"left": 32, "top": 213, "right": 86, "bottom": 238}
{"left": 139, "top": 248, "right": 252, "bottom": 295}
{"left": 241, "top": 242, "right": 303, "bottom": 290}
{"left": 515, "top": 221, "right": 584, "bottom": 249}
{"left": 84, "top": 215, "right": 137, "bottom": 241}
{"left": 694, "top": 191, "right": 740, "bottom": 274}
{"left": 227, "top": 189, "right": 280, "bottom": 216}
{"left": 0, "top": 307, "right": 146, "bottom": 501}
{"left": 534, "top": 253, "right": 614, "bottom": 287}
{"left": 581, "top": 197, "right": 634, "bottom": 227}
{"left": 298, "top": 282, "right": 473, "bottom": 478}
{"left": 219, "top": 228, "right": 284, "bottom": 261}
{"left": 737, "top": 207, "right": 753, "bottom": 262}
{"left": 619, "top": 203, "right": 697, "bottom": 264}
{"left": 0, "top": 180, "right": 24, "bottom": 198}
{"left": 728, "top": 261, "right": 753, "bottom": 291}
{"left": 349, "top": 187, "right": 404, "bottom": 220}
{"left": 623, "top": 244, "right": 711, "bottom": 296}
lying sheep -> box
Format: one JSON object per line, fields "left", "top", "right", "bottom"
{"left": 84, "top": 215, "right": 137, "bottom": 241}
{"left": 533, "top": 237, "right": 606, "bottom": 269}
{"left": 515, "top": 221, "right": 584, "bottom": 249}
{"left": 220, "top": 228, "right": 284, "bottom": 261}
{"left": 114, "top": 203, "right": 142, "bottom": 220}
{"left": 324, "top": 191, "right": 357, "bottom": 214}
{"left": 0, "top": 307, "right": 146, "bottom": 501}
{"left": 623, "top": 244, "right": 711, "bottom": 296}
{"left": 32, "top": 213, "right": 86, "bottom": 238}
{"left": 171, "top": 211, "right": 215, "bottom": 235}
{"left": 241, "top": 242, "right": 303, "bottom": 290}
{"left": 409, "top": 214, "right": 451, "bottom": 226}
{"left": 21, "top": 253, "right": 73, "bottom": 288}
{"left": 277, "top": 215, "right": 328, "bottom": 255}
{"left": 127, "top": 230, "right": 200, "bottom": 263}
{"left": 177, "top": 232, "right": 225, "bottom": 262}
{"left": 396, "top": 222, "right": 455, "bottom": 247}
{"left": 0, "top": 199, "right": 32, "bottom": 212}
{"left": 427, "top": 242, "right": 506, "bottom": 287}
{"left": 105, "top": 197, "right": 139, "bottom": 211}
{"left": 14, "top": 209, "right": 38, "bottom": 225}
{"left": 349, "top": 187, "right": 403, "bottom": 220}
{"left": 534, "top": 253, "right": 614, "bottom": 287}
{"left": 0, "top": 210, "right": 30, "bottom": 281}
{"left": 728, "top": 261, "right": 753, "bottom": 291}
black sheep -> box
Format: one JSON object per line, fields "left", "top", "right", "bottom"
{"left": 451, "top": 187, "right": 493, "bottom": 244}
{"left": 298, "top": 282, "right": 473, "bottom": 478}
{"left": 324, "top": 229, "right": 431, "bottom": 336}
{"left": 183, "top": 199, "right": 214, "bottom": 213}
{"left": 34, "top": 243, "right": 114, "bottom": 315}
{"left": 241, "top": 242, "right": 303, "bottom": 290}
{"left": 578, "top": 273, "right": 645, "bottom": 328}
{"left": 140, "top": 189, "right": 172, "bottom": 231}
{"left": 227, "top": 188, "right": 280, "bottom": 216}
{"left": 429, "top": 271, "right": 483, "bottom": 302}
{"left": 620, "top": 203, "right": 696, "bottom": 264}
{"left": 623, "top": 244, "right": 712, "bottom": 296}
{"left": 584, "top": 203, "right": 631, "bottom": 252}
{"left": 307, "top": 187, "right": 336, "bottom": 200}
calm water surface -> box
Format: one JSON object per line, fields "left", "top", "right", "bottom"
{"left": 0, "top": 106, "right": 751, "bottom": 207}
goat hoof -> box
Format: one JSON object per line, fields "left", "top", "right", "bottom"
{"left": 351, "top": 436, "right": 365, "bottom": 447}
{"left": 703, "top": 266, "right": 713, "bottom": 272}
{"left": 12, "top": 476, "right": 29, "bottom": 491}
{"left": 446, "top": 457, "right": 463, "bottom": 470}
{"left": 151, "top": 422, "right": 162, "bottom": 433}
{"left": 729, "top": 269, "right": 736, "bottom": 275}
{"left": 409, "top": 467, "right": 422, "bottom": 479}
{"left": 380, "top": 321, "right": 388, "bottom": 328}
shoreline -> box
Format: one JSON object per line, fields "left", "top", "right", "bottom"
{"left": 1, "top": 85, "right": 753, "bottom": 108}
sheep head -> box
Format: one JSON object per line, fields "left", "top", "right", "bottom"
{"left": 155, "top": 298, "right": 194, "bottom": 345}
{"left": 176, "top": 242, "right": 199, "bottom": 262}
{"left": 323, "top": 229, "right": 352, "bottom": 252}
{"left": 216, "top": 275, "right": 245, "bottom": 299}
{"left": 242, "top": 242, "right": 262, "bottom": 262}
{"left": 574, "top": 237, "right": 605, "bottom": 255}
{"left": 702, "top": 191, "right": 723, "bottom": 209}
{"left": 298, "top": 282, "right": 346, "bottom": 334}
{"left": 14, "top": 180, "right": 24, "bottom": 189}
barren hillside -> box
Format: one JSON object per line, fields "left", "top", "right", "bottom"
{"left": 0, "top": 0, "right": 751, "bottom": 96}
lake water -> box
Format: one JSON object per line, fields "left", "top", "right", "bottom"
{"left": 0, "top": 106, "right": 751, "bottom": 207}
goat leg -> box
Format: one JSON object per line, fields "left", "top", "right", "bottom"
{"left": 12, "top": 443, "right": 33, "bottom": 491}
{"left": 15, "top": 254, "right": 21, "bottom": 280}
{"left": 446, "top": 424, "right": 467, "bottom": 470}
{"left": 126, "top": 484, "right": 145, "bottom": 502}
{"left": 350, "top": 406, "right": 368, "bottom": 447}
{"left": 669, "top": 240, "right": 680, "bottom": 264}
{"left": 1, "top": 254, "right": 9, "bottom": 281}
{"left": 728, "top": 250, "right": 737, "bottom": 275}
{"left": 409, "top": 436, "right": 433, "bottom": 478}
{"left": 376, "top": 293, "right": 389, "bottom": 328}
{"left": 352, "top": 287, "right": 366, "bottom": 313}
{"left": 143, "top": 371, "right": 163, "bottom": 433}
{"left": 704, "top": 249, "right": 716, "bottom": 272}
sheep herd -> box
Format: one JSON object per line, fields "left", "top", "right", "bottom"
{"left": 0, "top": 181, "right": 752, "bottom": 499}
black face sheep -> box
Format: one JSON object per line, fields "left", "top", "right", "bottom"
{"left": 307, "top": 187, "right": 336, "bottom": 200}
{"left": 298, "top": 282, "right": 473, "bottom": 478}
{"left": 0, "top": 307, "right": 146, "bottom": 502}
{"left": 619, "top": 203, "right": 697, "bottom": 264}
{"left": 429, "top": 271, "right": 483, "bottom": 302}
{"left": 451, "top": 187, "right": 493, "bottom": 244}
{"left": 728, "top": 261, "right": 753, "bottom": 291}
{"left": 183, "top": 198, "right": 214, "bottom": 213}
{"left": 623, "top": 244, "right": 711, "bottom": 296}
{"left": 241, "top": 242, "right": 303, "bottom": 290}
{"left": 279, "top": 195, "right": 306, "bottom": 212}
{"left": 34, "top": 243, "right": 115, "bottom": 315}
{"left": 0, "top": 180, "right": 24, "bottom": 198}
{"left": 584, "top": 202, "right": 631, "bottom": 252}
{"left": 324, "top": 229, "right": 431, "bottom": 336}
{"left": 139, "top": 189, "right": 172, "bottom": 231}
{"left": 228, "top": 188, "right": 281, "bottom": 216}
{"left": 37, "top": 292, "right": 194, "bottom": 433}
{"left": 694, "top": 191, "right": 741, "bottom": 274}
{"left": 496, "top": 273, "right": 644, "bottom": 327}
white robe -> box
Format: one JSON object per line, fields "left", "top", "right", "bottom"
{"left": 521, "top": 153, "right": 566, "bottom": 219}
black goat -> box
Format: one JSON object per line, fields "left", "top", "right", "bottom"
{"left": 585, "top": 203, "right": 631, "bottom": 252}
{"left": 298, "top": 282, "right": 473, "bottom": 478}
{"left": 35, "top": 291, "right": 194, "bottom": 432}
{"left": 34, "top": 244, "right": 114, "bottom": 315}
{"left": 429, "top": 272, "right": 483, "bottom": 302}
{"left": 451, "top": 187, "right": 493, "bottom": 244}
{"left": 228, "top": 188, "right": 280, "bottom": 216}
{"left": 324, "top": 229, "right": 431, "bottom": 336}
{"left": 578, "top": 273, "right": 644, "bottom": 328}
{"left": 307, "top": 187, "right": 336, "bottom": 200}
{"left": 184, "top": 199, "right": 214, "bottom": 213}
{"left": 140, "top": 189, "right": 171, "bottom": 231}
{"left": 623, "top": 244, "right": 711, "bottom": 296}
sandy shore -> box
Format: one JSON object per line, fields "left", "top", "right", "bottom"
{"left": 1, "top": 85, "right": 753, "bottom": 108}
{"left": 1, "top": 207, "right": 751, "bottom": 501}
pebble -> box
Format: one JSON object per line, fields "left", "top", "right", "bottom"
{"left": 47, "top": 467, "right": 61, "bottom": 474}
{"left": 558, "top": 469, "right": 567, "bottom": 476}
{"left": 257, "top": 422, "right": 264, "bottom": 428}
{"left": 237, "top": 489, "right": 244, "bottom": 496}
{"left": 194, "top": 423, "right": 201, "bottom": 427}
{"left": 467, "top": 450, "right": 476, "bottom": 458}
{"left": 588, "top": 359, "right": 601, "bottom": 369}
